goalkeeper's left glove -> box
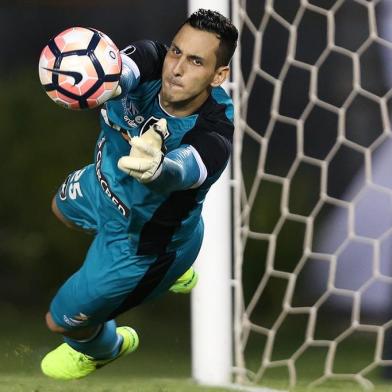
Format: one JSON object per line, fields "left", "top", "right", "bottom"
{"left": 117, "top": 118, "right": 167, "bottom": 183}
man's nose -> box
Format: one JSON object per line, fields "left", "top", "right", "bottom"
{"left": 172, "top": 57, "right": 185, "bottom": 76}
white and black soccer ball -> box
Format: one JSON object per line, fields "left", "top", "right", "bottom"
{"left": 38, "top": 27, "right": 122, "bottom": 110}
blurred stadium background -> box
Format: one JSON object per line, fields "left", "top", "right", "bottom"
{"left": 2, "top": 0, "right": 392, "bottom": 391}
{"left": 0, "top": 1, "right": 197, "bottom": 390}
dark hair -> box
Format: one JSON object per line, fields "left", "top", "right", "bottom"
{"left": 181, "top": 9, "right": 238, "bottom": 67}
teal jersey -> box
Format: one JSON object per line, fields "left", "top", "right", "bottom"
{"left": 95, "top": 40, "right": 234, "bottom": 255}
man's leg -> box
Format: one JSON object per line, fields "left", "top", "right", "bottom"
{"left": 51, "top": 196, "right": 81, "bottom": 231}
{"left": 42, "top": 165, "right": 138, "bottom": 379}
{"left": 42, "top": 319, "right": 138, "bottom": 380}
{"left": 41, "top": 228, "right": 141, "bottom": 380}
{"left": 169, "top": 267, "right": 198, "bottom": 294}
{"left": 52, "top": 166, "right": 98, "bottom": 233}
{"left": 142, "top": 221, "right": 204, "bottom": 301}
{"left": 45, "top": 312, "right": 122, "bottom": 359}
{"left": 45, "top": 311, "right": 97, "bottom": 338}
{"left": 41, "top": 272, "right": 139, "bottom": 380}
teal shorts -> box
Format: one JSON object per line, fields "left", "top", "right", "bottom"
{"left": 50, "top": 164, "right": 203, "bottom": 329}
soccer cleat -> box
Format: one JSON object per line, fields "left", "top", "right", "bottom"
{"left": 169, "top": 267, "right": 198, "bottom": 294}
{"left": 41, "top": 326, "right": 139, "bottom": 380}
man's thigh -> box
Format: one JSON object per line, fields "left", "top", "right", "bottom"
{"left": 49, "top": 229, "right": 151, "bottom": 329}
{"left": 49, "top": 228, "right": 204, "bottom": 329}
{"left": 107, "top": 222, "right": 205, "bottom": 320}
{"left": 54, "top": 164, "right": 99, "bottom": 232}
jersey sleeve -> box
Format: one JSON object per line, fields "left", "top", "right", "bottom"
{"left": 145, "top": 145, "right": 205, "bottom": 194}
{"left": 121, "top": 40, "right": 168, "bottom": 83}
{"left": 181, "top": 107, "right": 233, "bottom": 182}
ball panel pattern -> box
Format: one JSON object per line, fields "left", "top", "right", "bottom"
{"left": 38, "top": 27, "right": 122, "bottom": 110}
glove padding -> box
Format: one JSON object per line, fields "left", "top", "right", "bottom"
{"left": 118, "top": 118, "right": 167, "bottom": 183}
{"left": 111, "top": 85, "right": 122, "bottom": 98}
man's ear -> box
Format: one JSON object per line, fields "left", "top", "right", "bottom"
{"left": 211, "top": 66, "right": 230, "bottom": 87}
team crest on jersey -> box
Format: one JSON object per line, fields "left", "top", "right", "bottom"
{"left": 140, "top": 116, "right": 170, "bottom": 139}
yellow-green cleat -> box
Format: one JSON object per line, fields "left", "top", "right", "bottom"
{"left": 41, "top": 326, "right": 139, "bottom": 380}
{"left": 169, "top": 267, "right": 198, "bottom": 294}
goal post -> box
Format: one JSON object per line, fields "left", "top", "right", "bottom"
{"left": 188, "top": 0, "right": 233, "bottom": 387}
{"left": 190, "top": 0, "right": 392, "bottom": 391}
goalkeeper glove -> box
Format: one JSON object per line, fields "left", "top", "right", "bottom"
{"left": 111, "top": 85, "right": 122, "bottom": 98}
{"left": 117, "top": 118, "right": 167, "bottom": 183}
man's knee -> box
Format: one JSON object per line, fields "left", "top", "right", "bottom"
{"left": 45, "top": 311, "right": 99, "bottom": 339}
{"left": 45, "top": 311, "right": 67, "bottom": 334}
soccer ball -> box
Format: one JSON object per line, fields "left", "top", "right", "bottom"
{"left": 38, "top": 27, "right": 122, "bottom": 110}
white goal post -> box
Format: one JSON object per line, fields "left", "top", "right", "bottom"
{"left": 190, "top": 0, "right": 392, "bottom": 391}
{"left": 188, "top": 0, "right": 233, "bottom": 387}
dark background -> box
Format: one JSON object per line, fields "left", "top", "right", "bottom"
{"left": 0, "top": 0, "right": 187, "bottom": 311}
{"left": 0, "top": 3, "right": 391, "bottom": 382}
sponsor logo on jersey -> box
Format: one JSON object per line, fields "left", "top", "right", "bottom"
{"left": 95, "top": 137, "right": 130, "bottom": 218}
{"left": 123, "top": 115, "right": 144, "bottom": 128}
{"left": 140, "top": 116, "right": 170, "bottom": 139}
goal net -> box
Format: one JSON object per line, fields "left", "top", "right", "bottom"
{"left": 232, "top": 0, "right": 392, "bottom": 390}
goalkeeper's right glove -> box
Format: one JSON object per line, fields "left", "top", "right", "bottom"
{"left": 117, "top": 119, "right": 167, "bottom": 183}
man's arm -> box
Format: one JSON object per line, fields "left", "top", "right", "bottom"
{"left": 112, "top": 40, "right": 168, "bottom": 99}
{"left": 119, "top": 144, "right": 206, "bottom": 193}
{"left": 115, "top": 54, "right": 140, "bottom": 96}
{"left": 117, "top": 120, "right": 207, "bottom": 192}
{"left": 146, "top": 146, "right": 207, "bottom": 193}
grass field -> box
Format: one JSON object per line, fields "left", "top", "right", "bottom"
{"left": 0, "top": 298, "right": 238, "bottom": 392}
{"left": 0, "top": 375, "right": 236, "bottom": 392}
{"left": 2, "top": 299, "right": 392, "bottom": 392}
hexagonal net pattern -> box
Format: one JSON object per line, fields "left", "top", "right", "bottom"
{"left": 232, "top": 0, "right": 392, "bottom": 390}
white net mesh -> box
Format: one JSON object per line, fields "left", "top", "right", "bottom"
{"left": 232, "top": 0, "right": 392, "bottom": 390}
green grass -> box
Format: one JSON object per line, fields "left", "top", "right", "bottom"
{"left": 0, "top": 375, "right": 236, "bottom": 392}
{"left": 0, "top": 299, "right": 238, "bottom": 392}
{"left": 2, "top": 301, "right": 392, "bottom": 392}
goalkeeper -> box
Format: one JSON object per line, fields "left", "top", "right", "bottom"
{"left": 41, "top": 9, "right": 238, "bottom": 380}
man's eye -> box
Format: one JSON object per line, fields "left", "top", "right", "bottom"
{"left": 172, "top": 47, "right": 181, "bottom": 55}
{"left": 193, "top": 59, "right": 202, "bottom": 66}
